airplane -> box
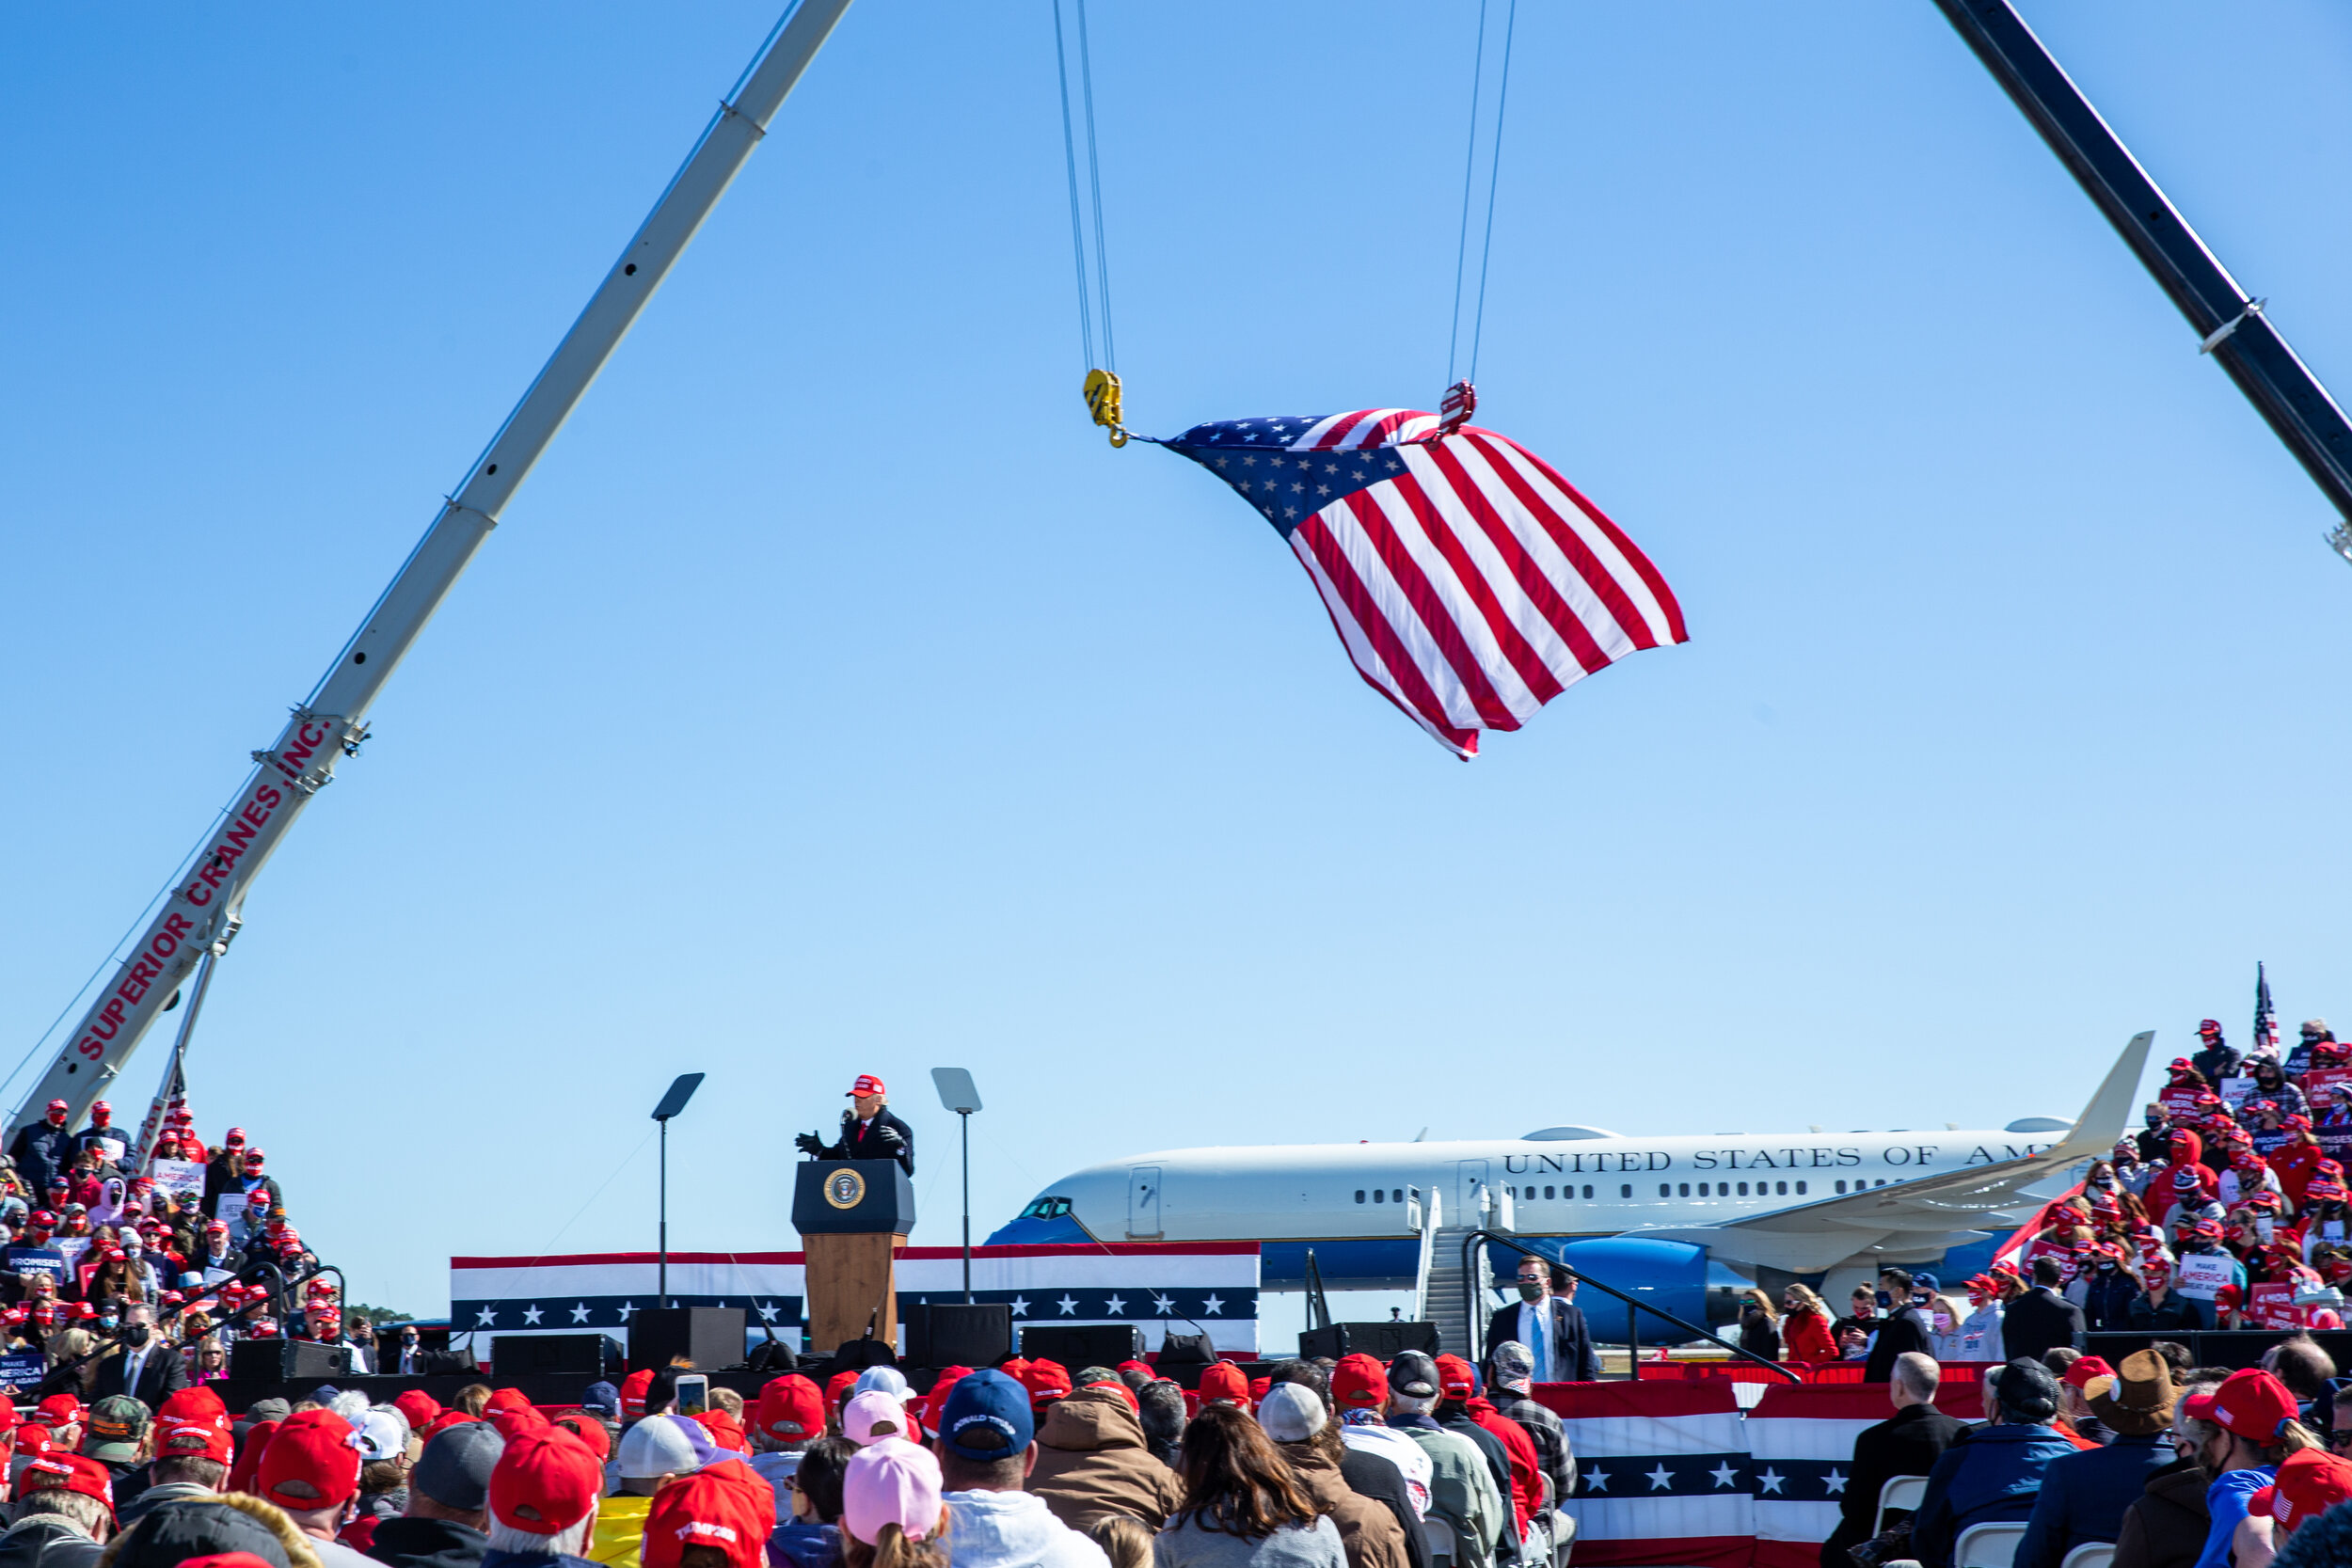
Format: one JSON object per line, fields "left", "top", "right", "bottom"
{"left": 987, "top": 1032, "right": 2151, "bottom": 1335}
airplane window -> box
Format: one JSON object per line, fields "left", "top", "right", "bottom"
{"left": 1544, "top": 1185, "right": 1555, "bottom": 1199}
{"left": 1019, "top": 1196, "right": 1073, "bottom": 1219}
{"left": 1658, "top": 1183, "right": 1671, "bottom": 1197}
{"left": 1393, "top": 1189, "right": 1404, "bottom": 1202}
{"left": 1875, "top": 1179, "right": 1886, "bottom": 1187}
{"left": 1795, "top": 1181, "right": 1806, "bottom": 1195}
{"left": 1581, "top": 1184, "right": 1593, "bottom": 1198}
{"left": 1835, "top": 1180, "right": 1847, "bottom": 1194}
{"left": 1677, "top": 1183, "right": 1689, "bottom": 1196}
{"left": 1776, "top": 1181, "right": 1788, "bottom": 1195}
{"left": 1619, "top": 1184, "right": 1631, "bottom": 1198}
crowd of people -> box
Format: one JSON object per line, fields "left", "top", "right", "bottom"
{"left": 0, "top": 1338, "right": 1587, "bottom": 1568}
{"left": 0, "top": 1100, "right": 383, "bottom": 1401}
{"left": 1723, "top": 1018, "right": 2352, "bottom": 1373}
{"left": 1820, "top": 1337, "right": 2352, "bottom": 1568}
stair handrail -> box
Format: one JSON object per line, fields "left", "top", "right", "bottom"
{"left": 1410, "top": 1189, "right": 1441, "bottom": 1322}
{"left": 1460, "top": 1228, "right": 1800, "bottom": 1383}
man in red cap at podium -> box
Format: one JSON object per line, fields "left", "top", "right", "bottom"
{"left": 794, "top": 1073, "right": 915, "bottom": 1175}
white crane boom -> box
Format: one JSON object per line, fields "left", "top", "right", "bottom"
{"left": 11, "top": 0, "right": 853, "bottom": 1133}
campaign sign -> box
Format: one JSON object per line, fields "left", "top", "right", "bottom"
{"left": 6, "top": 1247, "right": 64, "bottom": 1281}
{"left": 0, "top": 1352, "right": 43, "bottom": 1391}
{"left": 2219, "top": 1075, "right": 2258, "bottom": 1108}
{"left": 2175, "top": 1252, "right": 2235, "bottom": 1301}
{"left": 2305, "top": 1068, "right": 2352, "bottom": 1113}
{"left": 151, "top": 1159, "right": 204, "bottom": 1203}
{"left": 2160, "top": 1085, "right": 2203, "bottom": 1118}
{"left": 2249, "top": 1282, "right": 2300, "bottom": 1330}
{"left": 53, "top": 1239, "right": 90, "bottom": 1278}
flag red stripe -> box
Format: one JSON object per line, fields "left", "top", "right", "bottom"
{"left": 1334, "top": 491, "right": 1521, "bottom": 731}
{"left": 1292, "top": 516, "right": 1481, "bottom": 752}
{"left": 1384, "top": 472, "right": 1565, "bottom": 705}
{"left": 1418, "top": 441, "right": 1618, "bottom": 677}
{"left": 1458, "top": 433, "right": 1672, "bottom": 652}
{"left": 1470, "top": 431, "right": 1688, "bottom": 645}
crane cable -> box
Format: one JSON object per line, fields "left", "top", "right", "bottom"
{"left": 1053, "top": 0, "right": 1126, "bottom": 445}
{"left": 1448, "top": 0, "right": 1519, "bottom": 393}
{"left": 1059, "top": 1, "right": 1521, "bottom": 446}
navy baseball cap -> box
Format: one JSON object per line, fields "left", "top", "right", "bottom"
{"left": 940, "top": 1370, "right": 1034, "bottom": 1462}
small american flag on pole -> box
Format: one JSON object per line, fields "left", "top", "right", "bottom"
{"left": 2256, "top": 961, "right": 2281, "bottom": 1057}
{"left": 1161, "top": 407, "right": 1686, "bottom": 756}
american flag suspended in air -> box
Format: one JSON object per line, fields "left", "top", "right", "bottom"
{"left": 1160, "top": 406, "right": 1686, "bottom": 756}
{"left": 2256, "top": 961, "right": 2280, "bottom": 1057}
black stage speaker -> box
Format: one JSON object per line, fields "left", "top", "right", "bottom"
{"left": 628, "top": 1307, "right": 747, "bottom": 1372}
{"left": 1298, "top": 1321, "right": 1441, "bottom": 1361}
{"left": 904, "top": 1304, "right": 1012, "bottom": 1369}
{"left": 1020, "top": 1323, "right": 1143, "bottom": 1369}
{"left": 230, "top": 1338, "right": 352, "bottom": 1382}
{"left": 493, "top": 1334, "right": 618, "bottom": 1377}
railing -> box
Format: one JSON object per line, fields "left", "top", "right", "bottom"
{"left": 1459, "top": 1228, "right": 1801, "bottom": 1384}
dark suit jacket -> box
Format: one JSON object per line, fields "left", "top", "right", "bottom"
{"left": 2016, "top": 1434, "right": 2173, "bottom": 1568}
{"left": 1483, "top": 1297, "right": 1600, "bottom": 1382}
{"left": 90, "top": 1344, "right": 189, "bottom": 1407}
{"left": 2001, "top": 1288, "right": 2088, "bottom": 1363}
{"left": 1821, "top": 1400, "right": 1969, "bottom": 1568}
{"left": 1862, "top": 1311, "right": 1931, "bottom": 1383}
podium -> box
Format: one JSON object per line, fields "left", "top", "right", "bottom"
{"left": 792, "top": 1160, "right": 916, "bottom": 1356}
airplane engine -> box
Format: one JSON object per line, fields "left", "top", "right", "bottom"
{"left": 1548, "top": 1237, "right": 1743, "bottom": 1347}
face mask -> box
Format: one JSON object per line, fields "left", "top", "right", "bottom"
{"left": 2092, "top": 1175, "right": 2116, "bottom": 1188}
{"left": 98, "top": 1316, "right": 118, "bottom": 1331}
{"left": 1516, "top": 1281, "right": 1545, "bottom": 1302}
{"left": 121, "top": 1323, "right": 150, "bottom": 1347}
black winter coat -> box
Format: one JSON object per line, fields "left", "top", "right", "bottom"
{"left": 1820, "top": 1402, "right": 1968, "bottom": 1568}
{"left": 818, "top": 1109, "right": 914, "bottom": 1175}
{"left": 6, "top": 1125, "right": 72, "bottom": 1196}
{"left": 369, "top": 1518, "right": 491, "bottom": 1568}
{"left": 2001, "top": 1288, "right": 2088, "bottom": 1363}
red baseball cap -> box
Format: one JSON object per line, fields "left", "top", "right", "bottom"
{"left": 489, "top": 1427, "right": 603, "bottom": 1534}
{"left": 15, "top": 1452, "right": 112, "bottom": 1513}
{"left": 485, "top": 1388, "right": 535, "bottom": 1418}
{"left": 620, "top": 1369, "right": 657, "bottom": 1421}
{"left": 825, "top": 1370, "right": 860, "bottom": 1409}
{"left": 1433, "top": 1354, "right": 1477, "bottom": 1400}
{"left": 2060, "top": 1355, "right": 2114, "bottom": 1391}
{"left": 393, "top": 1391, "right": 444, "bottom": 1433}
{"left": 1020, "top": 1358, "right": 1073, "bottom": 1410}
{"left": 694, "top": 1410, "right": 749, "bottom": 1456}
{"left": 2184, "top": 1368, "right": 2298, "bottom": 1443}
{"left": 157, "top": 1386, "right": 229, "bottom": 1432}
{"left": 2270, "top": 1447, "right": 2352, "bottom": 1533}
{"left": 643, "top": 1459, "right": 777, "bottom": 1568}
{"left": 847, "top": 1074, "right": 885, "bottom": 1097}
{"left": 419, "top": 1412, "right": 481, "bottom": 1443}
{"left": 1333, "top": 1354, "right": 1388, "bottom": 1408}
{"left": 754, "top": 1375, "right": 825, "bottom": 1442}
{"left": 1198, "top": 1361, "right": 1250, "bottom": 1406}
{"left": 35, "top": 1396, "right": 84, "bottom": 1429}
{"left": 551, "top": 1413, "right": 611, "bottom": 1463}
{"left": 155, "top": 1419, "right": 235, "bottom": 1465}
{"left": 256, "top": 1410, "right": 362, "bottom": 1512}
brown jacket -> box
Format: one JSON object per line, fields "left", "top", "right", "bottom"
{"left": 1288, "top": 1443, "right": 1412, "bottom": 1568}
{"left": 2112, "top": 1458, "right": 2207, "bottom": 1568}
{"left": 1027, "top": 1386, "right": 1186, "bottom": 1530}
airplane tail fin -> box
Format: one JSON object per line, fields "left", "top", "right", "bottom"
{"left": 2049, "top": 1031, "right": 2155, "bottom": 1163}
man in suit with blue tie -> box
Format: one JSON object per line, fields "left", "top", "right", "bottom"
{"left": 1483, "top": 1256, "right": 1599, "bottom": 1383}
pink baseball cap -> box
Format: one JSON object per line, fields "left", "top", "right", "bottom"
{"left": 840, "top": 1443, "right": 943, "bottom": 1544}
{"left": 841, "top": 1391, "right": 913, "bottom": 1448}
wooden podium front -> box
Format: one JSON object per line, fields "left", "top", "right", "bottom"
{"left": 792, "top": 1161, "right": 917, "bottom": 1356}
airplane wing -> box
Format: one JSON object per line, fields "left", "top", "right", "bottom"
{"left": 1616, "top": 1031, "right": 2153, "bottom": 1275}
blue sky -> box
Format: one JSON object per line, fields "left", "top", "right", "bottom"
{"left": 8, "top": 1, "right": 2352, "bottom": 1325}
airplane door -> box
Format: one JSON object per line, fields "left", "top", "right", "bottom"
{"left": 1127, "top": 1165, "right": 1164, "bottom": 1239}
{"left": 1454, "top": 1160, "right": 1489, "bottom": 1221}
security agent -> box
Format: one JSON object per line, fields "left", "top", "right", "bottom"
{"left": 795, "top": 1073, "right": 915, "bottom": 1176}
